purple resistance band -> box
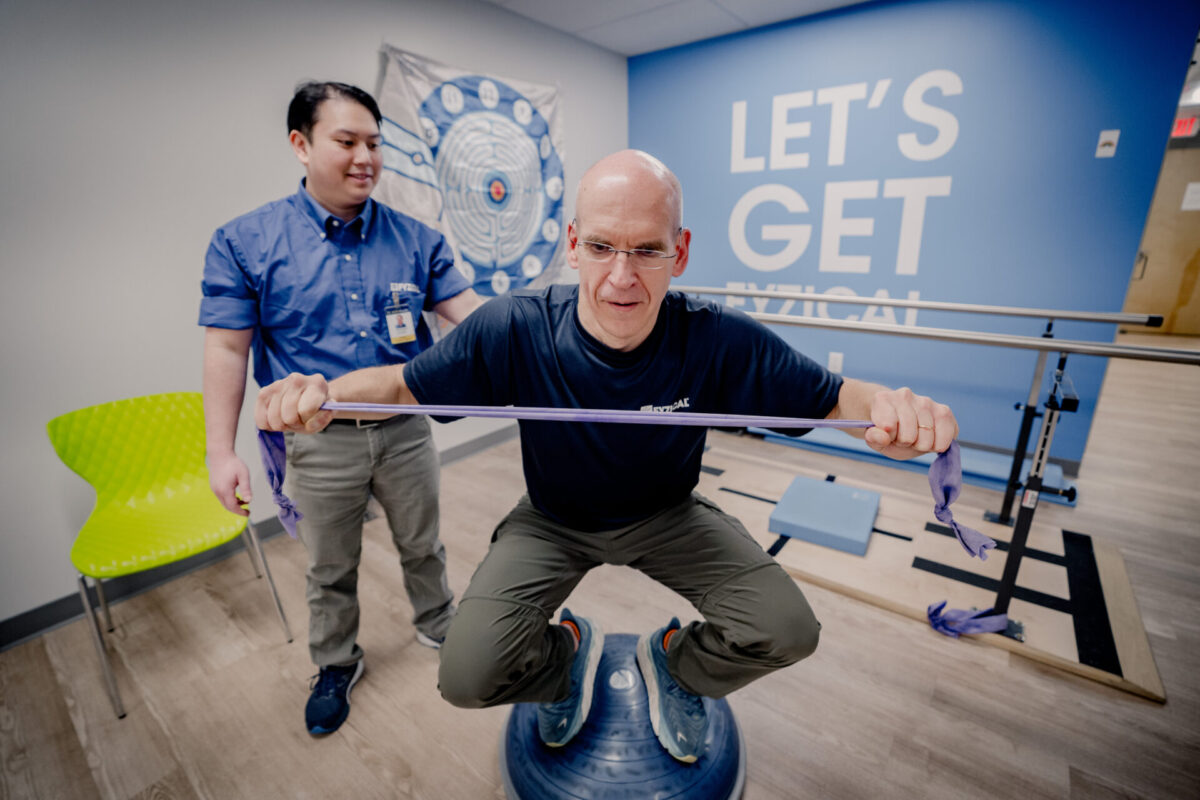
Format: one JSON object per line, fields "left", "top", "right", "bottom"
{"left": 927, "top": 601, "right": 1009, "bottom": 637}
{"left": 256, "top": 427, "right": 303, "bottom": 539}
{"left": 928, "top": 440, "right": 997, "bottom": 561}
{"left": 255, "top": 403, "right": 1001, "bottom": 635}
{"left": 255, "top": 404, "right": 871, "bottom": 539}
{"left": 322, "top": 401, "right": 878, "bottom": 430}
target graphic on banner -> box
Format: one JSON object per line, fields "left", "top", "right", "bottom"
{"left": 418, "top": 76, "right": 564, "bottom": 296}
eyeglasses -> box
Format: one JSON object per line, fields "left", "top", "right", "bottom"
{"left": 575, "top": 239, "right": 678, "bottom": 270}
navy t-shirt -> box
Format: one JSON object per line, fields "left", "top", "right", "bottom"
{"left": 405, "top": 285, "right": 844, "bottom": 531}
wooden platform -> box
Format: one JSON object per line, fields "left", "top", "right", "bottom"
{"left": 698, "top": 439, "right": 1165, "bottom": 702}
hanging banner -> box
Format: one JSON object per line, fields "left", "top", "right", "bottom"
{"left": 375, "top": 44, "right": 566, "bottom": 297}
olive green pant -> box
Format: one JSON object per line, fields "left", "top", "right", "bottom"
{"left": 437, "top": 493, "right": 820, "bottom": 707}
{"left": 285, "top": 415, "right": 454, "bottom": 668}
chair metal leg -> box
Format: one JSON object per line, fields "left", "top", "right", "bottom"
{"left": 246, "top": 521, "right": 293, "bottom": 643}
{"left": 93, "top": 576, "right": 114, "bottom": 632}
{"left": 240, "top": 527, "right": 263, "bottom": 578}
{"left": 78, "top": 575, "right": 126, "bottom": 719}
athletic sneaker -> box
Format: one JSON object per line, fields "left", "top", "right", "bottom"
{"left": 305, "top": 659, "right": 364, "bottom": 735}
{"left": 415, "top": 631, "right": 444, "bottom": 649}
{"left": 537, "top": 608, "right": 604, "bottom": 747}
{"left": 637, "top": 619, "right": 709, "bottom": 763}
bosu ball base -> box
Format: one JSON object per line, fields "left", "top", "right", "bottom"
{"left": 499, "top": 633, "right": 746, "bottom": 799}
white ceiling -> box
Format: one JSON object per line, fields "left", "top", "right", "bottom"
{"left": 477, "top": 0, "right": 874, "bottom": 56}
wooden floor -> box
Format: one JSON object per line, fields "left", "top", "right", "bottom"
{"left": 3, "top": 334, "right": 1198, "bottom": 800}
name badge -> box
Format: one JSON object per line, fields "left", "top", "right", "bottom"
{"left": 385, "top": 295, "right": 416, "bottom": 344}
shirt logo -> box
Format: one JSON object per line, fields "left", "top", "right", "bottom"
{"left": 641, "top": 397, "right": 690, "bottom": 413}
{"left": 390, "top": 282, "right": 420, "bottom": 294}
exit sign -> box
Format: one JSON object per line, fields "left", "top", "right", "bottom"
{"left": 1173, "top": 117, "right": 1198, "bottom": 138}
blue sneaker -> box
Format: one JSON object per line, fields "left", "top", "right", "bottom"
{"left": 637, "top": 619, "right": 709, "bottom": 763}
{"left": 415, "top": 631, "right": 444, "bottom": 649}
{"left": 537, "top": 608, "right": 604, "bottom": 747}
{"left": 305, "top": 659, "right": 364, "bottom": 735}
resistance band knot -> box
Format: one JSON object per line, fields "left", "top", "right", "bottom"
{"left": 929, "top": 441, "right": 996, "bottom": 560}
{"left": 257, "top": 430, "right": 302, "bottom": 537}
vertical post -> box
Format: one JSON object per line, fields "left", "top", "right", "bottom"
{"left": 994, "top": 354, "right": 1066, "bottom": 615}
{"left": 986, "top": 321, "right": 1054, "bottom": 525}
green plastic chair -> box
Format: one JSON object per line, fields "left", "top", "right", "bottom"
{"left": 46, "top": 392, "right": 292, "bottom": 718}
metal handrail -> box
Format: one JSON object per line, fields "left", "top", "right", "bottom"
{"left": 745, "top": 312, "right": 1200, "bottom": 365}
{"left": 674, "top": 285, "right": 1163, "bottom": 327}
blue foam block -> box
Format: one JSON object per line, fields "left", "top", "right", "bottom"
{"left": 749, "top": 427, "right": 1077, "bottom": 506}
{"left": 768, "top": 477, "right": 880, "bottom": 556}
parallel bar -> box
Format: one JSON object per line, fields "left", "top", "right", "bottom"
{"left": 744, "top": 313, "right": 1200, "bottom": 365}
{"left": 676, "top": 285, "right": 1163, "bottom": 327}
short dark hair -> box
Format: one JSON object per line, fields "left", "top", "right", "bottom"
{"left": 287, "top": 81, "right": 382, "bottom": 139}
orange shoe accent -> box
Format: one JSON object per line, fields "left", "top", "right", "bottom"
{"left": 562, "top": 619, "right": 581, "bottom": 649}
{"left": 663, "top": 627, "right": 677, "bottom": 651}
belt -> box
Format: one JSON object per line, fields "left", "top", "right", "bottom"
{"left": 325, "top": 414, "right": 408, "bottom": 429}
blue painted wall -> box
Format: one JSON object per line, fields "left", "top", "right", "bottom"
{"left": 629, "top": 0, "right": 1198, "bottom": 466}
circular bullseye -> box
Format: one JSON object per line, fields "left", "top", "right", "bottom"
{"left": 483, "top": 170, "right": 511, "bottom": 209}
{"left": 499, "top": 634, "right": 745, "bottom": 799}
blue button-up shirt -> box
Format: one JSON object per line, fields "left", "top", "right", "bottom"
{"left": 199, "top": 182, "right": 470, "bottom": 387}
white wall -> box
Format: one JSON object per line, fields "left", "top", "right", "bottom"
{"left": 0, "top": 0, "right": 627, "bottom": 623}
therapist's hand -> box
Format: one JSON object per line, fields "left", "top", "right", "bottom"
{"left": 208, "top": 451, "right": 251, "bottom": 515}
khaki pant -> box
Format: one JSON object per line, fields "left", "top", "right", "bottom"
{"left": 285, "top": 415, "right": 454, "bottom": 667}
{"left": 437, "top": 493, "right": 820, "bottom": 706}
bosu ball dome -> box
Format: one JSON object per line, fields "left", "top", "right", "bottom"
{"left": 499, "top": 633, "right": 746, "bottom": 799}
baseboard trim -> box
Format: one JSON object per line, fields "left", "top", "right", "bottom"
{"left": 438, "top": 423, "right": 519, "bottom": 466}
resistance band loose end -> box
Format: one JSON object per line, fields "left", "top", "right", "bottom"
{"left": 927, "top": 601, "right": 1009, "bottom": 638}
{"left": 256, "top": 429, "right": 302, "bottom": 538}
{"left": 930, "top": 442, "right": 997, "bottom": 560}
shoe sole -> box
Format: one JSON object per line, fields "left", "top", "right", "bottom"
{"left": 307, "top": 658, "right": 365, "bottom": 736}
{"left": 636, "top": 634, "right": 697, "bottom": 763}
{"left": 415, "top": 631, "right": 443, "bottom": 649}
{"left": 545, "top": 619, "right": 605, "bottom": 747}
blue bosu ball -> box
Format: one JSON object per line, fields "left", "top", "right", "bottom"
{"left": 499, "top": 633, "right": 746, "bottom": 799}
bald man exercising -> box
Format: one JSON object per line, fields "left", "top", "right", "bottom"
{"left": 257, "top": 149, "right": 958, "bottom": 763}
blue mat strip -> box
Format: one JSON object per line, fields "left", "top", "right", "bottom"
{"left": 718, "top": 487, "right": 778, "bottom": 505}
{"left": 766, "top": 536, "right": 789, "bottom": 557}
{"left": 873, "top": 527, "right": 913, "bottom": 542}
{"left": 1062, "top": 530, "right": 1122, "bottom": 676}
{"left": 911, "top": 557, "right": 1072, "bottom": 614}
{"left": 923, "top": 522, "right": 1067, "bottom": 566}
